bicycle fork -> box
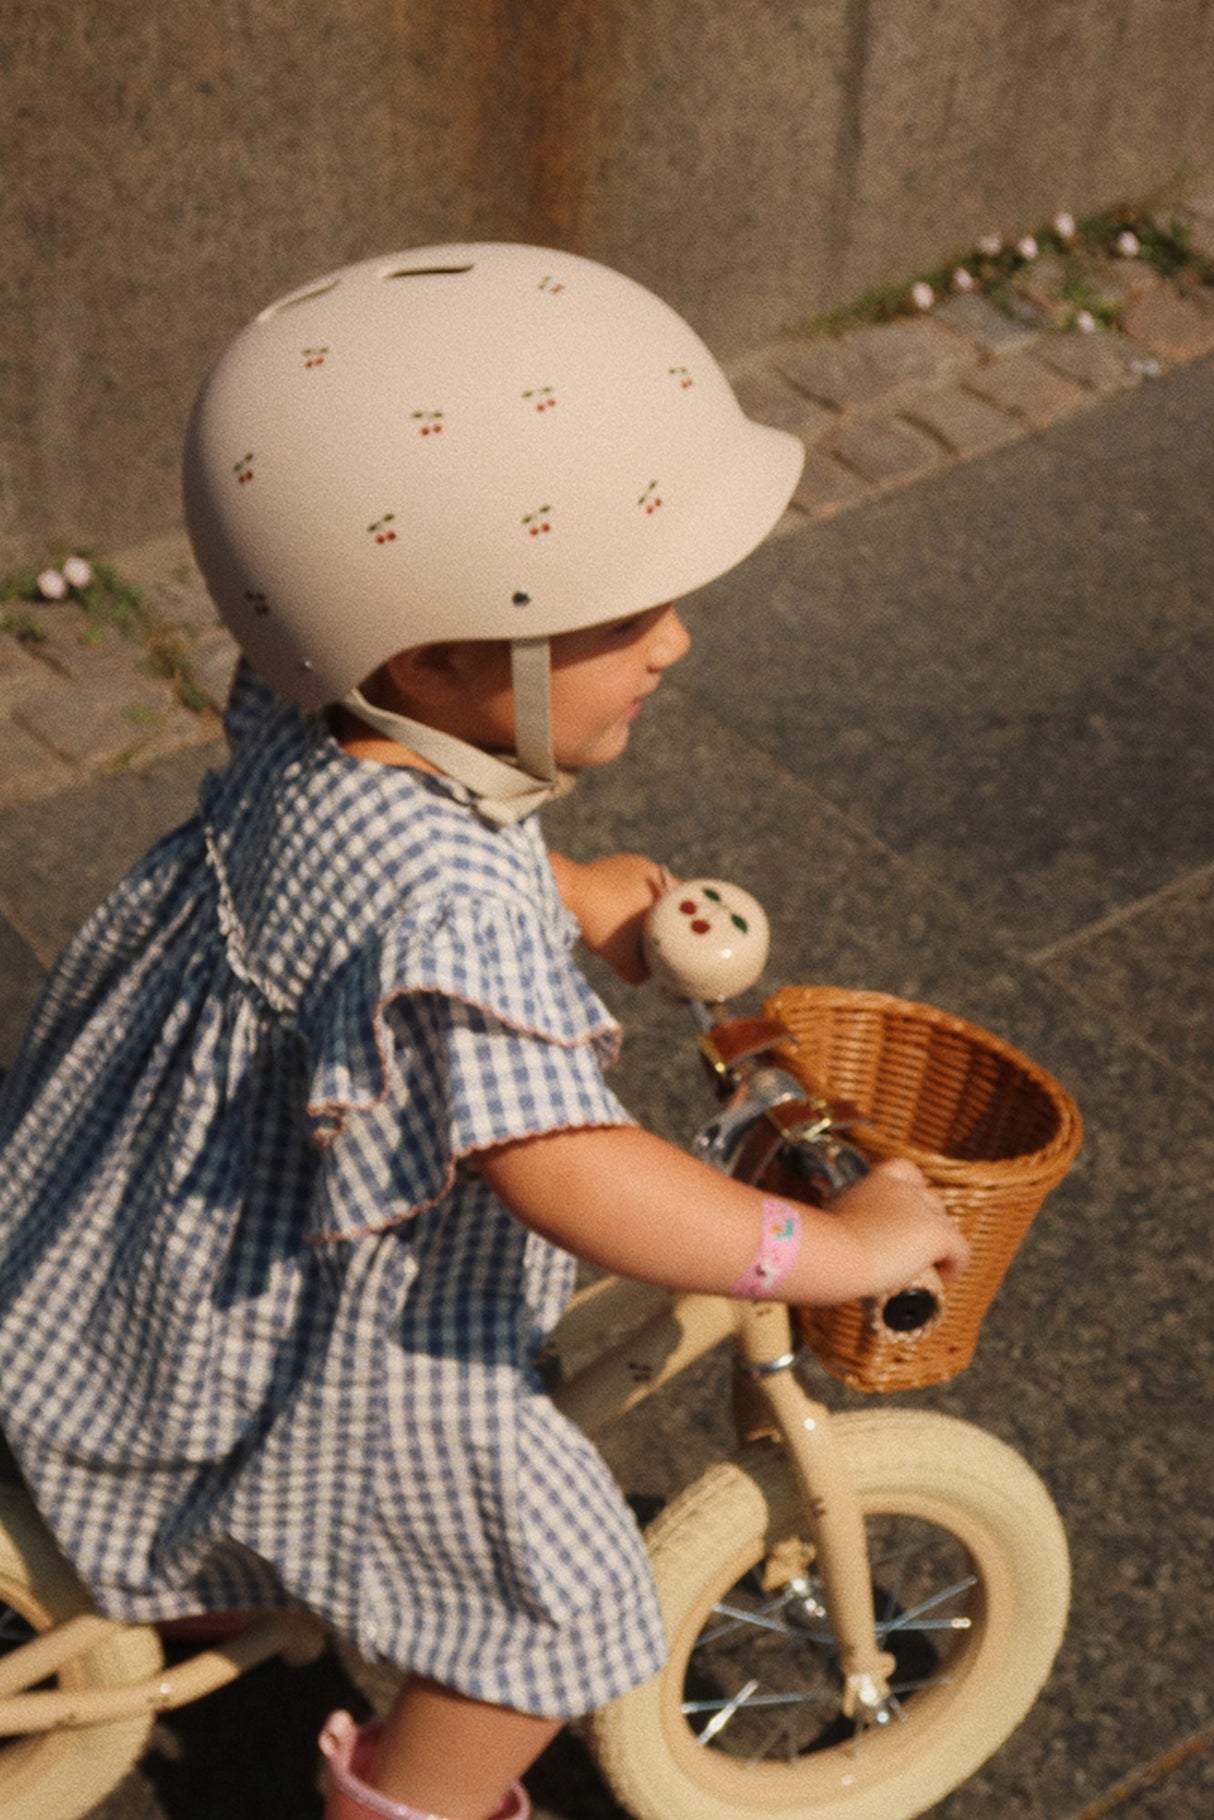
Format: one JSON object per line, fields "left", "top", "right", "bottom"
{"left": 733, "top": 1300, "right": 900, "bottom": 1727}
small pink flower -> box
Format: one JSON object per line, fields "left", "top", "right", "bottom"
{"left": 976, "top": 234, "right": 1003, "bottom": 258}
{"left": 952, "top": 267, "right": 977, "bottom": 292}
{"left": 1016, "top": 235, "right": 1039, "bottom": 261}
{"left": 910, "top": 281, "right": 935, "bottom": 311}
{"left": 1053, "top": 211, "right": 1077, "bottom": 243}
{"left": 1075, "top": 310, "right": 1097, "bottom": 334}
{"left": 62, "top": 555, "right": 94, "bottom": 590}
{"left": 1116, "top": 230, "right": 1141, "bottom": 257}
{"left": 36, "top": 568, "right": 68, "bottom": 600}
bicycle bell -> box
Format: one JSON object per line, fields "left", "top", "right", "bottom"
{"left": 643, "top": 878, "right": 769, "bottom": 1003}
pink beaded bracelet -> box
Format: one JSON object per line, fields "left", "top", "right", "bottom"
{"left": 730, "top": 1199, "right": 803, "bottom": 1300}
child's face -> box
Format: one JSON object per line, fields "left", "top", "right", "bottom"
{"left": 548, "top": 604, "right": 691, "bottom": 768}
{"left": 376, "top": 605, "right": 690, "bottom": 772}
{"left": 429, "top": 605, "right": 690, "bottom": 771}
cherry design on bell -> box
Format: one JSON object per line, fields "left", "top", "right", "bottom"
{"left": 302, "top": 347, "right": 329, "bottom": 370}
{"left": 368, "top": 514, "right": 398, "bottom": 545}
{"left": 669, "top": 366, "right": 694, "bottom": 389}
{"left": 411, "top": 410, "right": 444, "bottom": 437}
{"left": 537, "top": 276, "right": 567, "bottom": 295}
{"left": 234, "top": 454, "right": 255, "bottom": 485}
{"left": 244, "top": 590, "right": 270, "bottom": 617}
{"left": 638, "top": 481, "right": 663, "bottom": 516}
{"left": 523, "top": 506, "right": 553, "bottom": 536}
{"left": 677, "top": 884, "right": 750, "bottom": 936}
{"left": 523, "top": 387, "right": 556, "bottom": 413}
{"left": 642, "top": 878, "right": 770, "bottom": 1004}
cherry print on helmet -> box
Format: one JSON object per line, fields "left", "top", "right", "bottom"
{"left": 183, "top": 243, "right": 804, "bottom": 709}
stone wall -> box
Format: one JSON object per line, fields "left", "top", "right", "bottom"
{"left": 3, "top": 0, "right": 1211, "bottom": 566}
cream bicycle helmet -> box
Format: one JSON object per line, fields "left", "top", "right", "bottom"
{"left": 184, "top": 243, "right": 803, "bottom": 816}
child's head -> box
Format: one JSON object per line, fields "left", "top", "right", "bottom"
{"left": 183, "top": 244, "right": 803, "bottom": 785}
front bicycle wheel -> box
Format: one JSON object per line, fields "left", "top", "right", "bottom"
{"left": 0, "top": 1482, "right": 164, "bottom": 1820}
{"left": 590, "top": 1410, "right": 1069, "bottom": 1820}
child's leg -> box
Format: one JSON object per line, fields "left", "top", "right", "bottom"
{"left": 372, "top": 1677, "right": 563, "bottom": 1820}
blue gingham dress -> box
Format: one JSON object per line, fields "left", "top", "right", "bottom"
{"left": 0, "top": 666, "right": 667, "bottom": 1716}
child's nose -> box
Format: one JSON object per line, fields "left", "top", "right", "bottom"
{"left": 648, "top": 606, "right": 691, "bottom": 669}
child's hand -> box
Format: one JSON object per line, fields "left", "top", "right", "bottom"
{"left": 549, "top": 852, "right": 672, "bottom": 984}
{"left": 830, "top": 1158, "right": 970, "bottom": 1295}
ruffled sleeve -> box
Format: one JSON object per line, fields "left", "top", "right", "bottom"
{"left": 303, "top": 890, "right": 634, "bottom": 1239}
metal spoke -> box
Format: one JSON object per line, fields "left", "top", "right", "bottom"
{"left": 695, "top": 1677, "right": 761, "bottom": 1744}
{"left": 875, "top": 1532, "right": 911, "bottom": 1629}
{"left": 889, "top": 1672, "right": 955, "bottom": 1696}
{"left": 878, "top": 1577, "right": 976, "bottom": 1636}
{"left": 699, "top": 1587, "right": 826, "bottom": 1646}
{"left": 684, "top": 1688, "right": 828, "bottom": 1715}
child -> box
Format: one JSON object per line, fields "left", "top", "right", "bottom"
{"left": 0, "top": 245, "right": 967, "bottom": 1820}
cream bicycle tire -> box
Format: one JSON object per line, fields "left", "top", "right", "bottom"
{"left": 590, "top": 1410, "right": 1069, "bottom": 1820}
{"left": 0, "top": 1482, "right": 165, "bottom": 1820}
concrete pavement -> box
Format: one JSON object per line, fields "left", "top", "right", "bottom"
{"left": 0, "top": 320, "right": 1212, "bottom": 1813}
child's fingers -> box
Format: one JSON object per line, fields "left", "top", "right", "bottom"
{"left": 932, "top": 1227, "right": 971, "bottom": 1283}
{"left": 869, "top": 1156, "right": 926, "bottom": 1187}
{"left": 847, "top": 1156, "right": 970, "bottom": 1283}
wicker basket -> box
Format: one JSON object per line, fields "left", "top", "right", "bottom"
{"left": 764, "top": 985, "right": 1083, "bottom": 1392}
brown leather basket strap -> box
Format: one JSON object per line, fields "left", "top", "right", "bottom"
{"left": 729, "top": 1096, "right": 836, "bottom": 1185}
{"left": 697, "top": 1016, "right": 793, "bottom": 1078}
{"left": 729, "top": 1114, "right": 792, "bottom": 1185}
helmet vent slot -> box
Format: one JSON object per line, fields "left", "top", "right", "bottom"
{"left": 382, "top": 264, "right": 475, "bottom": 281}
{"left": 257, "top": 279, "right": 341, "bottom": 320}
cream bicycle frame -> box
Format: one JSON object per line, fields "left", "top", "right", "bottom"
{"left": 0, "top": 1605, "right": 327, "bottom": 1735}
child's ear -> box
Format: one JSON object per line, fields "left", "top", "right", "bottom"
{"left": 385, "top": 640, "right": 507, "bottom": 708}
{"left": 383, "top": 643, "right": 463, "bottom": 707}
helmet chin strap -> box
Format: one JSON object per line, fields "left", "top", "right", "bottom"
{"left": 508, "top": 634, "right": 556, "bottom": 782}
{"left": 339, "top": 636, "right": 571, "bottom": 827}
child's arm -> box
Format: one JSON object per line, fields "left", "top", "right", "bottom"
{"left": 548, "top": 851, "right": 670, "bottom": 984}
{"left": 481, "top": 1124, "right": 968, "bottom": 1307}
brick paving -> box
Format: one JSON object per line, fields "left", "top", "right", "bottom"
{"left": 2, "top": 212, "right": 1213, "bottom": 815}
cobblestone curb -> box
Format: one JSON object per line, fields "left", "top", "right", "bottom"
{"left": 3, "top": 191, "right": 1212, "bottom": 814}
{"left": 732, "top": 231, "right": 1214, "bottom": 537}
